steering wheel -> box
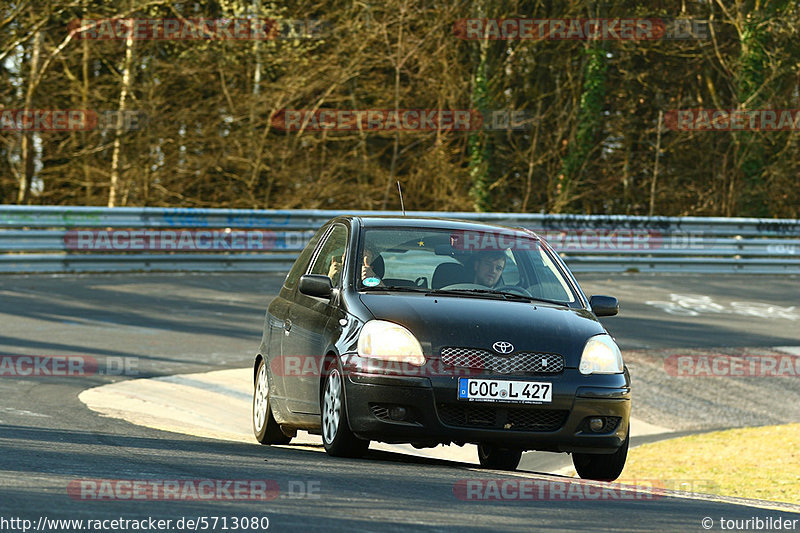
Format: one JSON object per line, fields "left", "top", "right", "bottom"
{"left": 495, "top": 285, "right": 533, "bottom": 297}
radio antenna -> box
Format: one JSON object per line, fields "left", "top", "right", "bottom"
{"left": 396, "top": 181, "right": 406, "bottom": 216}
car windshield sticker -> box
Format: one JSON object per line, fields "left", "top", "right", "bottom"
{"left": 363, "top": 277, "right": 381, "bottom": 287}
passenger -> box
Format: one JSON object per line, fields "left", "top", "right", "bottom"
{"left": 327, "top": 248, "right": 345, "bottom": 284}
{"left": 327, "top": 244, "right": 383, "bottom": 286}
{"left": 361, "top": 245, "right": 383, "bottom": 286}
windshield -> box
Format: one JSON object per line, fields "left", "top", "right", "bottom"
{"left": 356, "top": 227, "right": 578, "bottom": 304}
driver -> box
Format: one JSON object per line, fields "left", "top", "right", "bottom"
{"left": 472, "top": 251, "right": 506, "bottom": 287}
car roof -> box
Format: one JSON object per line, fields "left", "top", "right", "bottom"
{"left": 338, "top": 215, "right": 541, "bottom": 239}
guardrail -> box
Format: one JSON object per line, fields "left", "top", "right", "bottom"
{"left": 1, "top": 205, "right": 798, "bottom": 274}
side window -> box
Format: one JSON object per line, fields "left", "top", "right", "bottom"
{"left": 308, "top": 225, "right": 348, "bottom": 286}
{"left": 284, "top": 228, "right": 325, "bottom": 290}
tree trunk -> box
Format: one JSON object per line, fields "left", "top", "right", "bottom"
{"left": 17, "top": 30, "right": 42, "bottom": 204}
{"left": 81, "top": 28, "right": 91, "bottom": 203}
{"left": 468, "top": 3, "right": 490, "bottom": 213}
{"left": 108, "top": 30, "right": 135, "bottom": 207}
{"left": 382, "top": 0, "right": 408, "bottom": 210}
{"left": 248, "top": 0, "right": 263, "bottom": 207}
{"left": 649, "top": 110, "right": 663, "bottom": 216}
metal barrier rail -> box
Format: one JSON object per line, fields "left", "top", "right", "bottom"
{"left": 0, "top": 205, "right": 798, "bottom": 274}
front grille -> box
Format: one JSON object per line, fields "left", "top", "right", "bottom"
{"left": 440, "top": 347, "right": 565, "bottom": 374}
{"left": 438, "top": 403, "right": 497, "bottom": 427}
{"left": 507, "top": 409, "right": 568, "bottom": 431}
{"left": 437, "top": 403, "right": 568, "bottom": 432}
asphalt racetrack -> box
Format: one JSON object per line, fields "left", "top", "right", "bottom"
{"left": 1, "top": 272, "right": 798, "bottom": 532}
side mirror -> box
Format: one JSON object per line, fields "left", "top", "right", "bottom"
{"left": 589, "top": 295, "right": 619, "bottom": 317}
{"left": 299, "top": 274, "right": 333, "bottom": 298}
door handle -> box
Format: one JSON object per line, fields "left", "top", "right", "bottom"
{"left": 283, "top": 319, "right": 292, "bottom": 334}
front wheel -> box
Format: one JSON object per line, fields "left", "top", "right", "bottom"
{"left": 253, "top": 359, "right": 291, "bottom": 445}
{"left": 321, "top": 366, "right": 369, "bottom": 457}
{"left": 477, "top": 444, "right": 522, "bottom": 470}
{"left": 572, "top": 427, "right": 629, "bottom": 481}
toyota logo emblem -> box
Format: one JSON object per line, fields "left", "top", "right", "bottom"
{"left": 492, "top": 341, "right": 514, "bottom": 354}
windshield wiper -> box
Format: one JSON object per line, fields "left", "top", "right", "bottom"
{"left": 425, "top": 288, "right": 514, "bottom": 301}
{"left": 426, "top": 288, "right": 567, "bottom": 306}
{"left": 362, "top": 286, "right": 568, "bottom": 306}
{"left": 499, "top": 293, "right": 568, "bottom": 306}
{"left": 360, "top": 286, "right": 428, "bottom": 293}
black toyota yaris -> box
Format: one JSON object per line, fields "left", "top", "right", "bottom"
{"left": 252, "top": 216, "right": 630, "bottom": 480}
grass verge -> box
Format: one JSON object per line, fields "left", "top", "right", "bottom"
{"left": 621, "top": 423, "right": 800, "bottom": 505}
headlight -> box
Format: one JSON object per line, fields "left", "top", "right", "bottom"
{"left": 579, "top": 334, "right": 623, "bottom": 375}
{"left": 357, "top": 320, "right": 425, "bottom": 366}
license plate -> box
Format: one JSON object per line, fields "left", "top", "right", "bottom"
{"left": 458, "top": 378, "right": 552, "bottom": 404}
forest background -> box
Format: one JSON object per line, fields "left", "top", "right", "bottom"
{"left": 1, "top": 0, "right": 798, "bottom": 217}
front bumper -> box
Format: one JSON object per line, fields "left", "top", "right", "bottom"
{"left": 342, "top": 362, "right": 630, "bottom": 454}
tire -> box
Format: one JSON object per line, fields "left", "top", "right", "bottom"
{"left": 572, "top": 426, "right": 629, "bottom": 481}
{"left": 477, "top": 444, "right": 522, "bottom": 470}
{"left": 321, "top": 366, "right": 369, "bottom": 457}
{"left": 253, "top": 358, "right": 292, "bottom": 445}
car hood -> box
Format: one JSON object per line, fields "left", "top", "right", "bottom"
{"left": 358, "top": 292, "right": 608, "bottom": 366}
